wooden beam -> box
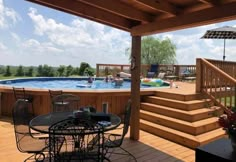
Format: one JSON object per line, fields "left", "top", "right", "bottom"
{"left": 26, "top": 0, "right": 132, "bottom": 31}
{"left": 131, "top": 2, "right": 236, "bottom": 36}
{"left": 182, "top": 3, "right": 212, "bottom": 13}
{"left": 77, "top": 0, "right": 153, "bottom": 23}
{"left": 199, "top": 0, "right": 235, "bottom": 5}
{"left": 136, "top": 0, "right": 179, "bottom": 15}
{"left": 130, "top": 36, "right": 141, "bottom": 140}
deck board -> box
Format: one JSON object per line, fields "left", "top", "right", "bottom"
{"left": 0, "top": 117, "right": 195, "bottom": 162}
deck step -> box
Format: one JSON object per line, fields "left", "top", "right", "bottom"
{"left": 140, "top": 110, "right": 221, "bottom": 135}
{"left": 143, "top": 96, "right": 212, "bottom": 111}
{"left": 141, "top": 102, "right": 223, "bottom": 122}
{"left": 154, "top": 91, "right": 203, "bottom": 101}
{"left": 140, "top": 119, "right": 226, "bottom": 149}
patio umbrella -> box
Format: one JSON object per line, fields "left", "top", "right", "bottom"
{"left": 201, "top": 26, "right": 236, "bottom": 61}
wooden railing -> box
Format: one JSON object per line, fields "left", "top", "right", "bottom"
{"left": 206, "top": 59, "right": 236, "bottom": 79}
{"left": 96, "top": 63, "right": 196, "bottom": 79}
{"left": 196, "top": 58, "right": 236, "bottom": 113}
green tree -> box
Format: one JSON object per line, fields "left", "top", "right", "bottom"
{"left": 37, "top": 65, "right": 43, "bottom": 76}
{"left": 57, "top": 65, "right": 66, "bottom": 76}
{"left": 0, "top": 66, "right": 5, "bottom": 74}
{"left": 78, "top": 62, "right": 90, "bottom": 76}
{"left": 4, "top": 66, "right": 11, "bottom": 76}
{"left": 66, "top": 65, "right": 73, "bottom": 76}
{"left": 72, "top": 67, "right": 80, "bottom": 75}
{"left": 84, "top": 67, "right": 95, "bottom": 76}
{"left": 25, "top": 66, "right": 34, "bottom": 76}
{"left": 126, "top": 36, "right": 176, "bottom": 64}
{"left": 37, "top": 64, "right": 55, "bottom": 77}
{"left": 66, "top": 65, "right": 74, "bottom": 76}
{"left": 141, "top": 36, "right": 176, "bottom": 64}
{"left": 15, "top": 65, "right": 24, "bottom": 76}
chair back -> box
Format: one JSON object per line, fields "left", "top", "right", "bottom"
{"left": 121, "top": 100, "right": 132, "bottom": 141}
{"left": 52, "top": 94, "right": 80, "bottom": 112}
{"left": 49, "top": 118, "right": 104, "bottom": 161}
{"left": 12, "top": 100, "right": 35, "bottom": 153}
{"left": 49, "top": 89, "right": 63, "bottom": 99}
{"left": 150, "top": 64, "right": 159, "bottom": 73}
{"left": 13, "top": 87, "right": 26, "bottom": 100}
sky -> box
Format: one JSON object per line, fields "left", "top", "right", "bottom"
{"left": 0, "top": 0, "right": 236, "bottom": 68}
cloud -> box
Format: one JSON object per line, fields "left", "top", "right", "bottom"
{"left": 26, "top": 7, "right": 131, "bottom": 66}
{"left": 0, "top": 41, "right": 7, "bottom": 50}
{"left": 22, "top": 39, "right": 64, "bottom": 54}
{"left": 0, "top": 0, "right": 21, "bottom": 29}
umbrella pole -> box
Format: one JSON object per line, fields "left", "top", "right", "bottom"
{"left": 223, "top": 39, "right": 226, "bottom": 61}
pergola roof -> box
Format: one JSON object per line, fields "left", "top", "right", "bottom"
{"left": 26, "top": 0, "right": 236, "bottom": 36}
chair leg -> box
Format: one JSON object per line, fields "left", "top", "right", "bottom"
{"left": 24, "top": 152, "right": 45, "bottom": 162}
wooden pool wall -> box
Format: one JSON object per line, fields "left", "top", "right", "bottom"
{"left": 0, "top": 86, "right": 154, "bottom": 117}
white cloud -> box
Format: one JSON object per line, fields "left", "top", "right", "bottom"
{"left": 0, "top": 0, "right": 21, "bottom": 28}
{"left": 22, "top": 39, "right": 64, "bottom": 54}
{"left": 0, "top": 41, "right": 7, "bottom": 50}
{"left": 26, "top": 7, "right": 130, "bottom": 66}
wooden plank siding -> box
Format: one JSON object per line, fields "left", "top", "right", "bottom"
{"left": 0, "top": 87, "right": 155, "bottom": 117}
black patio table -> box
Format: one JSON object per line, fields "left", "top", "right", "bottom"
{"left": 29, "top": 111, "right": 121, "bottom": 134}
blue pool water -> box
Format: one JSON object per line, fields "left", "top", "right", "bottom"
{"left": 0, "top": 77, "right": 159, "bottom": 89}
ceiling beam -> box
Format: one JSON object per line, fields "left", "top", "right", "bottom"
{"left": 199, "top": 0, "right": 235, "bottom": 5}
{"left": 136, "top": 0, "right": 179, "bottom": 16}
{"left": 131, "top": 2, "right": 236, "bottom": 36}
{"left": 199, "top": 0, "right": 219, "bottom": 5}
{"left": 26, "top": 0, "right": 133, "bottom": 31}
{"left": 77, "top": 0, "right": 153, "bottom": 23}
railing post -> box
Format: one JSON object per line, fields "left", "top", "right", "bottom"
{"left": 121, "top": 65, "right": 123, "bottom": 72}
{"left": 175, "top": 65, "right": 180, "bottom": 80}
{"left": 196, "top": 58, "right": 202, "bottom": 93}
{"left": 96, "top": 64, "right": 99, "bottom": 77}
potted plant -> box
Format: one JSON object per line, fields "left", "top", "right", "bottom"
{"left": 219, "top": 107, "right": 236, "bottom": 151}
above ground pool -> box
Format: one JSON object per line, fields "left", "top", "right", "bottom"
{"left": 0, "top": 77, "right": 169, "bottom": 90}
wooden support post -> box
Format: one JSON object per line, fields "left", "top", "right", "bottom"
{"left": 96, "top": 64, "right": 99, "bottom": 77}
{"left": 130, "top": 35, "right": 141, "bottom": 140}
{"left": 196, "top": 58, "right": 202, "bottom": 93}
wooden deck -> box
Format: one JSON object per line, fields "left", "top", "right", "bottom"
{"left": 0, "top": 116, "right": 195, "bottom": 162}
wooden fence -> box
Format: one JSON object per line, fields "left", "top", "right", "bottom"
{"left": 96, "top": 63, "right": 196, "bottom": 79}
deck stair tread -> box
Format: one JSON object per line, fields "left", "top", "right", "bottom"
{"left": 154, "top": 91, "right": 203, "bottom": 101}
{"left": 141, "top": 109, "right": 219, "bottom": 126}
{"left": 141, "top": 102, "right": 217, "bottom": 115}
{"left": 143, "top": 96, "right": 212, "bottom": 110}
{"left": 141, "top": 102, "right": 222, "bottom": 122}
{"left": 140, "top": 110, "right": 218, "bottom": 128}
{"left": 145, "top": 96, "right": 211, "bottom": 104}
{"left": 140, "top": 119, "right": 226, "bottom": 148}
{"left": 196, "top": 128, "right": 225, "bottom": 141}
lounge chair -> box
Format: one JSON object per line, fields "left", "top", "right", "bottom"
{"left": 147, "top": 64, "right": 159, "bottom": 78}
{"left": 119, "top": 72, "right": 131, "bottom": 78}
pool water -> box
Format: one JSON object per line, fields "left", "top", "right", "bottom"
{"left": 0, "top": 78, "right": 158, "bottom": 89}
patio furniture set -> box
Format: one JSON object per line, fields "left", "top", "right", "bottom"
{"left": 147, "top": 64, "right": 196, "bottom": 81}
{"left": 12, "top": 87, "right": 136, "bottom": 161}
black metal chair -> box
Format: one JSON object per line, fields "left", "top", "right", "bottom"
{"left": 49, "top": 89, "right": 63, "bottom": 100}
{"left": 52, "top": 94, "right": 80, "bottom": 112}
{"left": 49, "top": 118, "right": 104, "bottom": 162}
{"left": 103, "top": 100, "right": 137, "bottom": 161}
{"left": 12, "top": 99, "right": 48, "bottom": 162}
{"left": 13, "top": 87, "right": 34, "bottom": 115}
